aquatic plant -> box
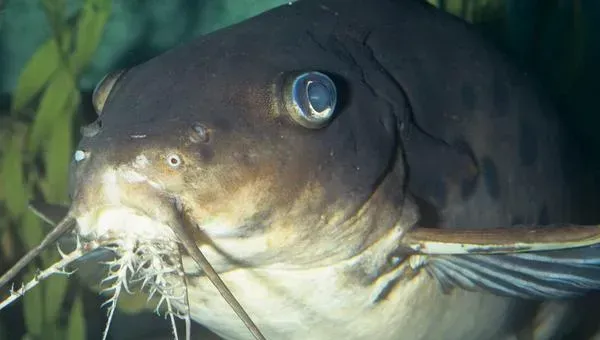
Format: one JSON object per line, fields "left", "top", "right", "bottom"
{"left": 0, "top": 0, "right": 111, "bottom": 338}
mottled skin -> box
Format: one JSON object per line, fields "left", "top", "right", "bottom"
{"left": 69, "top": 0, "right": 598, "bottom": 339}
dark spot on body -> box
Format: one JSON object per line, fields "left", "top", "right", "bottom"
{"left": 461, "top": 84, "right": 476, "bottom": 112}
{"left": 460, "top": 174, "right": 478, "bottom": 201}
{"left": 452, "top": 138, "right": 480, "bottom": 201}
{"left": 492, "top": 74, "right": 509, "bottom": 117}
{"left": 413, "top": 195, "right": 441, "bottom": 227}
{"left": 198, "top": 146, "right": 214, "bottom": 161}
{"left": 481, "top": 157, "right": 500, "bottom": 200}
{"left": 431, "top": 180, "right": 447, "bottom": 208}
{"left": 453, "top": 138, "right": 477, "bottom": 162}
{"left": 538, "top": 204, "right": 549, "bottom": 225}
{"left": 519, "top": 119, "right": 538, "bottom": 166}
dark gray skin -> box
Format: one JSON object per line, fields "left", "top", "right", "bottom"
{"left": 45, "top": 0, "right": 600, "bottom": 339}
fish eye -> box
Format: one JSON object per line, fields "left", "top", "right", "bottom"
{"left": 167, "top": 153, "right": 182, "bottom": 167}
{"left": 92, "top": 69, "right": 127, "bottom": 115}
{"left": 284, "top": 71, "right": 337, "bottom": 129}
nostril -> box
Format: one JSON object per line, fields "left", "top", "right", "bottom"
{"left": 189, "top": 122, "right": 210, "bottom": 143}
{"left": 74, "top": 150, "right": 87, "bottom": 163}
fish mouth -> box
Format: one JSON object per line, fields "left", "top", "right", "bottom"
{"left": 78, "top": 204, "right": 192, "bottom": 340}
{"left": 0, "top": 177, "right": 267, "bottom": 339}
{"left": 76, "top": 204, "right": 180, "bottom": 250}
{"left": 0, "top": 201, "right": 193, "bottom": 340}
{"left": 75, "top": 196, "right": 266, "bottom": 339}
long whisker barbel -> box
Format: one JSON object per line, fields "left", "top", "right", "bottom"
{"left": 170, "top": 214, "right": 267, "bottom": 340}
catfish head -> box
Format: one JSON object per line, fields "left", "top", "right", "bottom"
{"left": 75, "top": 34, "right": 419, "bottom": 272}
{"left": 4, "top": 1, "right": 600, "bottom": 340}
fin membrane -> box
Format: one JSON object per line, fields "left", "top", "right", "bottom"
{"left": 421, "top": 245, "right": 600, "bottom": 299}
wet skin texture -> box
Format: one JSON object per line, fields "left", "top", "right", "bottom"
{"left": 71, "top": 0, "right": 600, "bottom": 339}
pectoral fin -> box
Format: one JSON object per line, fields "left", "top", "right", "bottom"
{"left": 403, "top": 225, "right": 600, "bottom": 255}
{"left": 404, "top": 226, "right": 600, "bottom": 299}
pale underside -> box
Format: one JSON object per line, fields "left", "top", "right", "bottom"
{"left": 176, "top": 238, "right": 518, "bottom": 340}
{"left": 81, "top": 207, "right": 520, "bottom": 340}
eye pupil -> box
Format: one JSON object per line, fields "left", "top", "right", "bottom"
{"left": 167, "top": 154, "right": 181, "bottom": 167}
{"left": 285, "top": 71, "right": 337, "bottom": 129}
{"left": 306, "top": 81, "right": 331, "bottom": 113}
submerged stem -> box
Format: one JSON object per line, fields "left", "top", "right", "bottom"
{"left": 0, "top": 241, "right": 96, "bottom": 310}
{"left": 0, "top": 213, "right": 76, "bottom": 288}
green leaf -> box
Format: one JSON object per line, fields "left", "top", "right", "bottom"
{"left": 39, "top": 106, "right": 75, "bottom": 325}
{"left": 41, "top": 94, "right": 77, "bottom": 203}
{"left": 0, "top": 227, "right": 15, "bottom": 259}
{"left": 19, "top": 210, "right": 68, "bottom": 338}
{"left": 27, "top": 68, "right": 77, "bottom": 157}
{"left": 1, "top": 132, "right": 27, "bottom": 217}
{"left": 72, "top": 0, "right": 112, "bottom": 74}
{"left": 40, "top": 0, "right": 70, "bottom": 51}
{"left": 23, "top": 269, "right": 44, "bottom": 337}
{"left": 43, "top": 270, "right": 69, "bottom": 331}
{"left": 10, "top": 31, "right": 72, "bottom": 115}
{"left": 19, "top": 209, "right": 43, "bottom": 254}
{"left": 66, "top": 294, "right": 86, "bottom": 340}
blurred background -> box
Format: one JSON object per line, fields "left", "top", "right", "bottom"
{"left": 0, "top": 0, "right": 598, "bottom": 339}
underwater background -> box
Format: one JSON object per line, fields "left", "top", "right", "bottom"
{"left": 0, "top": 0, "right": 598, "bottom": 339}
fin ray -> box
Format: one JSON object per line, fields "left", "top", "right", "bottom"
{"left": 419, "top": 245, "right": 600, "bottom": 299}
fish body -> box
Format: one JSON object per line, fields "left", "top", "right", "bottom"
{"left": 5, "top": 0, "right": 600, "bottom": 339}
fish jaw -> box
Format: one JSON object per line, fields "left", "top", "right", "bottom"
{"left": 177, "top": 224, "right": 515, "bottom": 340}
{"left": 72, "top": 198, "right": 192, "bottom": 337}
{"left": 76, "top": 207, "right": 178, "bottom": 249}
{"left": 71, "top": 164, "right": 181, "bottom": 246}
